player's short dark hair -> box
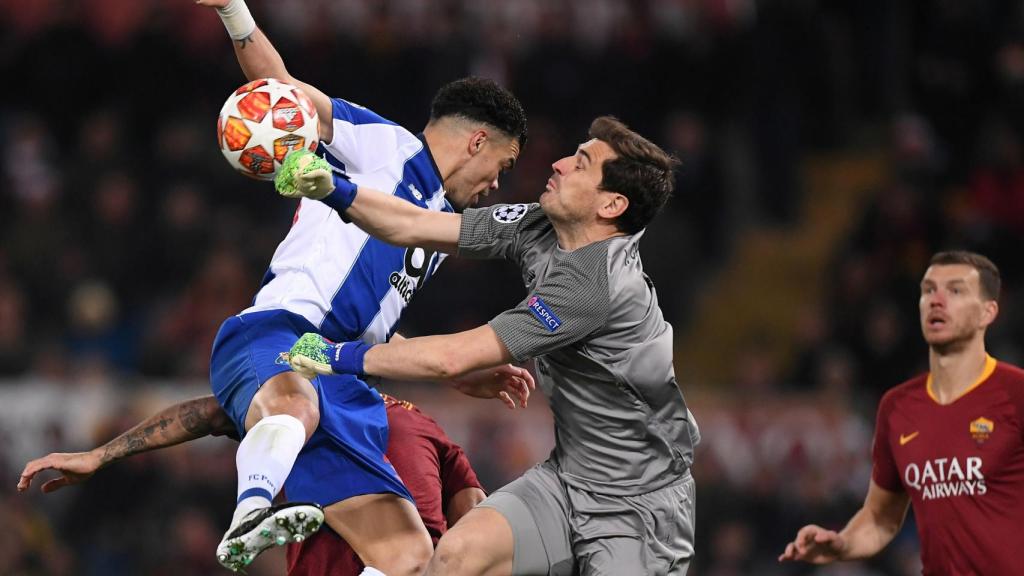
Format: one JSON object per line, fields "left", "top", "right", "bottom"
{"left": 589, "top": 116, "right": 678, "bottom": 234}
{"left": 430, "top": 77, "right": 528, "bottom": 146}
{"left": 930, "top": 251, "right": 1001, "bottom": 301}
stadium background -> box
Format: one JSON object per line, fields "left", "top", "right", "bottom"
{"left": 3, "top": 0, "right": 1024, "bottom": 574}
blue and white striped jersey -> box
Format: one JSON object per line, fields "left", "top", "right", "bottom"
{"left": 242, "top": 98, "right": 452, "bottom": 344}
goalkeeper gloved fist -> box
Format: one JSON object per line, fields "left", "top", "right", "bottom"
{"left": 287, "top": 332, "right": 374, "bottom": 379}
{"left": 276, "top": 150, "right": 335, "bottom": 200}
{"left": 276, "top": 150, "right": 360, "bottom": 212}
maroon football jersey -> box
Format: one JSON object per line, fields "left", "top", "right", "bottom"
{"left": 872, "top": 356, "right": 1024, "bottom": 575}
{"left": 286, "top": 394, "right": 483, "bottom": 576}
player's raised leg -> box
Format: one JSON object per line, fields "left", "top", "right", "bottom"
{"left": 216, "top": 371, "right": 323, "bottom": 570}
{"left": 209, "top": 308, "right": 330, "bottom": 571}
{"left": 281, "top": 370, "right": 436, "bottom": 575}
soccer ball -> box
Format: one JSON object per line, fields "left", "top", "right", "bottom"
{"left": 217, "top": 78, "right": 319, "bottom": 180}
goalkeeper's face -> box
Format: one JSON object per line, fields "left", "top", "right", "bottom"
{"left": 541, "top": 139, "right": 617, "bottom": 224}
{"left": 446, "top": 133, "right": 520, "bottom": 209}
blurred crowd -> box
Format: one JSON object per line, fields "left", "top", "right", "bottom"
{"left": 4, "top": 0, "right": 1024, "bottom": 574}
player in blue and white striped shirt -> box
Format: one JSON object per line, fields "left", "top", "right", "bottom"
{"left": 198, "top": 1, "right": 529, "bottom": 573}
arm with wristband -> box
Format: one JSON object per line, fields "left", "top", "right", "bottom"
{"left": 277, "top": 150, "right": 463, "bottom": 254}
{"left": 197, "top": 0, "right": 335, "bottom": 143}
{"left": 287, "top": 325, "right": 534, "bottom": 409}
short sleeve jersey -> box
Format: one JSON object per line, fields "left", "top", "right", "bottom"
{"left": 872, "top": 356, "right": 1024, "bottom": 575}
{"left": 244, "top": 98, "right": 452, "bottom": 344}
{"left": 458, "top": 203, "right": 699, "bottom": 496}
{"left": 285, "top": 396, "right": 483, "bottom": 575}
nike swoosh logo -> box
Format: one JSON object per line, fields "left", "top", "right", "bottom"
{"left": 900, "top": 431, "right": 920, "bottom": 446}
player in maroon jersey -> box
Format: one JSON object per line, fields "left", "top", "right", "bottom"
{"left": 780, "top": 251, "right": 1024, "bottom": 574}
{"left": 18, "top": 393, "right": 486, "bottom": 576}
{"left": 286, "top": 394, "right": 484, "bottom": 575}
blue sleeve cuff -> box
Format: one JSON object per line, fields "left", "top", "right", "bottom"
{"left": 329, "top": 341, "right": 374, "bottom": 377}
{"left": 321, "top": 174, "right": 359, "bottom": 214}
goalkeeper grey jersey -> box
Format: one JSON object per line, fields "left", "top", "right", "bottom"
{"left": 458, "top": 203, "right": 699, "bottom": 496}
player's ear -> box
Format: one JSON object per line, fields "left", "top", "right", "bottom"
{"left": 981, "top": 300, "right": 999, "bottom": 327}
{"left": 469, "top": 130, "right": 488, "bottom": 156}
{"left": 598, "top": 192, "right": 628, "bottom": 220}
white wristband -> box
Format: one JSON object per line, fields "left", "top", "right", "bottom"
{"left": 217, "top": 0, "right": 257, "bottom": 41}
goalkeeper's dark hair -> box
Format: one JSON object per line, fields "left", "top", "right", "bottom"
{"left": 589, "top": 116, "right": 679, "bottom": 234}
{"left": 430, "top": 77, "right": 528, "bottom": 146}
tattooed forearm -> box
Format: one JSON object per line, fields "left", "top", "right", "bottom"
{"left": 99, "top": 429, "right": 148, "bottom": 466}
{"left": 98, "top": 414, "right": 172, "bottom": 465}
{"left": 95, "top": 398, "right": 218, "bottom": 467}
{"left": 178, "top": 398, "right": 216, "bottom": 436}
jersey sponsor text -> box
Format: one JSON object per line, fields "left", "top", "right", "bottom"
{"left": 904, "top": 456, "right": 986, "bottom": 500}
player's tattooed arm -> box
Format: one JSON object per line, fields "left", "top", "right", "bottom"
{"left": 100, "top": 413, "right": 173, "bottom": 464}
{"left": 197, "top": 0, "right": 335, "bottom": 140}
{"left": 17, "top": 396, "right": 233, "bottom": 493}
{"left": 98, "top": 396, "right": 230, "bottom": 464}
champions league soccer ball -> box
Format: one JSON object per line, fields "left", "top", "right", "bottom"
{"left": 217, "top": 78, "right": 319, "bottom": 180}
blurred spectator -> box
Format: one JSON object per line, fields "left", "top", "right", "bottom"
{"left": 64, "top": 280, "right": 138, "bottom": 374}
{"left": 0, "top": 280, "right": 30, "bottom": 375}
{"left": 143, "top": 245, "right": 254, "bottom": 377}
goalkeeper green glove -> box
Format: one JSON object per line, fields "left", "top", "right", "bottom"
{"left": 287, "top": 332, "right": 373, "bottom": 379}
{"left": 276, "top": 150, "right": 335, "bottom": 200}
{"left": 276, "top": 150, "right": 360, "bottom": 213}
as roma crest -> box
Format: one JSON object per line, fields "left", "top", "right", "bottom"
{"left": 970, "top": 417, "right": 994, "bottom": 444}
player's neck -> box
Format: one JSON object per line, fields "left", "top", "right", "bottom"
{"left": 555, "top": 221, "right": 625, "bottom": 251}
{"left": 928, "top": 337, "right": 989, "bottom": 404}
{"left": 421, "top": 125, "right": 459, "bottom": 182}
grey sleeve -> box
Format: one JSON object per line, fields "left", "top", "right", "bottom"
{"left": 489, "top": 243, "right": 610, "bottom": 362}
{"left": 457, "top": 203, "right": 545, "bottom": 261}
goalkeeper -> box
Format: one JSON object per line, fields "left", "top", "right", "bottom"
{"left": 279, "top": 116, "right": 700, "bottom": 576}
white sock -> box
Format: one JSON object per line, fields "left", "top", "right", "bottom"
{"left": 359, "top": 568, "right": 387, "bottom": 576}
{"left": 229, "top": 414, "right": 307, "bottom": 530}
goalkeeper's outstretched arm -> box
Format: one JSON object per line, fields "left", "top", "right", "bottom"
{"left": 277, "top": 151, "right": 463, "bottom": 254}
{"left": 345, "top": 182, "right": 463, "bottom": 254}
{"left": 17, "top": 396, "right": 234, "bottom": 493}
{"left": 197, "top": 0, "right": 335, "bottom": 143}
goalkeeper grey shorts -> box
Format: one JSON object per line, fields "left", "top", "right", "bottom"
{"left": 478, "top": 461, "right": 695, "bottom": 576}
